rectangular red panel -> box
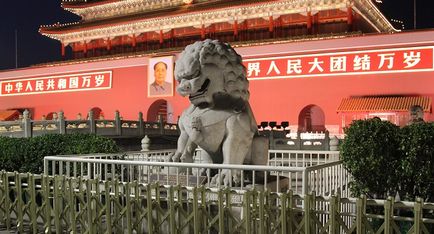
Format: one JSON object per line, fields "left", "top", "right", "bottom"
{"left": 0, "top": 71, "right": 112, "bottom": 96}
{"left": 243, "top": 46, "right": 434, "bottom": 79}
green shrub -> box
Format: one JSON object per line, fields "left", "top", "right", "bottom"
{"left": 0, "top": 137, "right": 27, "bottom": 172}
{"left": 399, "top": 122, "right": 434, "bottom": 202}
{"left": 340, "top": 119, "right": 401, "bottom": 198}
{"left": 0, "top": 133, "right": 119, "bottom": 174}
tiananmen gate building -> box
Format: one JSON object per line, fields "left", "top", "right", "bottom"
{"left": 0, "top": 0, "right": 433, "bottom": 135}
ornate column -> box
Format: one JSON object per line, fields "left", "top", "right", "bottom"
{"left": 268, "top": 15, "right": 274, "bottom": 38}
{"left": 307, "top": 11, "right": 313, "bottom": 34}
{"left": 279, "top": 16, "right": 284, "bottom": 38}
{"left": 347, "top": 6, "right": 353, "bottom": 31}
{"left": 268, "top": 16, "right": 274, "bottom": 33}
{"left": 83, "top": 41, "right": 88, "bottom": 57}
{"left": 143, "top": 32, "right": 148, "bottom": 51}
{"left": 233, "top": 20, "right": 238, "bottom": 39}
{"left": 313, "top": 12, "right": 319, "bottom": 34}
{"left": 201, "top": 24, "right": 206, "bottom": 39}
{"left": 132, "top": 34, "right": 137, "bottom": 48}
{"left": 244, "top": 20, "right": 249, "bottom": 41}
{"left": 106, "top": 37, "right": 112, "bottom": 52}
{"left": 159, "top": 30, "right": 164, "bottom": 44}
{"left": 209, "top": 24, "right": 216, "bottom": 39}
{"left": 61, "top": 42, "right": 65, "bottom": 58}
{"left": 119, "top": 36, "right": 124, "bottom": 53}
{"left": 170, "top": 29, "right": 175, "bottom": 47}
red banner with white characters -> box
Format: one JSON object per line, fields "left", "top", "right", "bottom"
{"left": 243, "top": 46, "right": 434, "bottom": 80}
{"left": 0, "top": 71, "right": 112, "bottom": 96}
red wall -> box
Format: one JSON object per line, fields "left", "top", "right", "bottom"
{"left": 1, "top": 30, "right": 434, "bottom": 133}
{"left": 247, "top": 71, "right": 434, "bottom": 125}
{"left": 0, "top": 57, "right": 189, "bottom": 122}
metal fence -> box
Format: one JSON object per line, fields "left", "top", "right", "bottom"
{"left": 1, "top": 172, "right": 433, "bottom": 233}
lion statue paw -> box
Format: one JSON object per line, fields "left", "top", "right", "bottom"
{"left": 167, "top": 151, "right": 181, "bottom": 162}
{"left": 211, "top": 169, "right": 241, "bottom": 186}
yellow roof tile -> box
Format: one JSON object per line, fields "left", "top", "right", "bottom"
{"left": 337, "top": 96, "right": 432, "bottom": 112}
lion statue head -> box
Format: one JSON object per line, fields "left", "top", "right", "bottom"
{"left": 175, "top": 39, "right": 249, "bottom": 111}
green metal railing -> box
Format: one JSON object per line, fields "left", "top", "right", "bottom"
{"left": 1, "top": 171, "right": 433, "bottom": 233}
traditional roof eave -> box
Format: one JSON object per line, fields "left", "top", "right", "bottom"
{"left": 41, "top": 0, "right": 396, "bottom": 45}
{"left": 34, "top": 32, "right": 361, "bottom": 68}
{"left": 63, "top": 0, "right": 186, "bottom": 20}
{"left": 61, "top": 0, "right": 120, "bottom": 10}
{"left": 352, "top": 0, "right": 399, "bottom": 33}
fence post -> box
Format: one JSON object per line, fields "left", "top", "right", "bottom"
{"left": 243, "top": 191, "right": 252, "bottom": 234}
{"left": 138, "top": 112, "right": 144, "bottom": 135}
{"left": 126, "top": 182, "right": 133, "bottom": 233}
{"left": 146, "top": 183, "right": 154, "bottom": 233}
{"left": 169, "top": 186, "right": 176, "bottom": 234}
{"left": 193, "top": 187, "right": 200, "bottom": 234}
{"left": 258, "top": 191, "right": 265, "bottom": 234}
{"left": 414, "top": 198, "right": 422, "bottom": 234}
{"left": 88, "top": 110, "right": 96, "bottom": 134}
{"left": 2, "top": 172, "right": 11, "bottom": 230}
{"left": 43, "top": 157, "right": 48, "bottom": 176}
{"left": 115, "top": 110, "right": 122, "bottom": 135}
{"left": 28, "top": 174, "right": 38, "bottom": 234}
{"left": 330, "top": 195, "right": 338, "bottom": 234}
{"left": 58, "top": 111, "right": 66, "bottom": 134}
{"left": 200, "top": 187, "right": 207, "bottom": 231}
{"left": 304, "top": 194, "right": 312, "bottom": 234}
{"left": 356, "top": 195, "right": 366, "bottom": 234}
{"left": 23, "top": 109, "right": 32, "bottom": 138}
{"left": 15, "top": 173, "right": 24, "bottom": 233}
{"left": 218, "top": 189, "right": 225, "bottom": 232}
{"left": 384, "top": 197, "right": 393, "bottom": 234}
{"left": 280, "top": 192, "right": 287, "bottom": 234}
{"left": 69, "top": 178, "right": 77, "bottom": 234}
{"left": 86, "top": 179, "right": 95, "bottom": 234}
{"left": 113, "top": 180, "right": 121, "bottom": 233}
{"left": 302, "top": 169, "right": 309, "bottom": 196}
{"left": 54, "top": 176, "right": 62, "bottom": 233}
{"left": 287, "top": 190, "right": 294, "bottom": 233}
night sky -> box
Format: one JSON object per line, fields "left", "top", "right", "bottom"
{"left": 0, "top": 0, "right": 433, "bottom": 71}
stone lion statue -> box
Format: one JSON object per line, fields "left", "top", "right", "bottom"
{"left": 168, "top": 39, "right": 267, "bottom": 185}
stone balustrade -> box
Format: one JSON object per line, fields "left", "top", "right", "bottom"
{"left": 0, "top": 109, "right": 178, "bottom": 138}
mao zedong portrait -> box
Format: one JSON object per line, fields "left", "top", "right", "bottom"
{"left": 149, "top": 61, "right": 173, "bottom": 97}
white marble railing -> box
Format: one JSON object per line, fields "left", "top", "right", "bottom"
{"left": 43, "top": 149, "right": 350, "bottom": 198}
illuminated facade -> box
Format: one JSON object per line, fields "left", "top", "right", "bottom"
{"left": 0, "top": 0, "right": 432, "bottom": 135}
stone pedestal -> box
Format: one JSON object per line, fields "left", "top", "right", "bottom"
{"left": 141, "top": 135, "right": 150, "bottom": 151}
{"left": 329, "top": 136, "right": 339, "bottom": 151}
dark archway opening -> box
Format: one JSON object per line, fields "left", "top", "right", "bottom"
{"left": 88, "top": 107, "right": 103, "bottom": 119}
{"left": 298, "top": 105, "right": 326, "bottom": 132}
{"left": 147, "top": 99, "right": 168, "bottom": 122}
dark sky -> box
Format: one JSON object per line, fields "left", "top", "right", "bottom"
{"left": 0, "top": 1, "right": 79, "bottom": 71}
{"left": 0, "top": 0, "right": 433, "bottom": 71}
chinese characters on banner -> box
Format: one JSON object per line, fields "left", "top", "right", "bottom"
{"left": 243, "top": 47, "right": 434, "bottom": 80}
{"left": 0, "top": 71, "right": 112, "bottom": 96}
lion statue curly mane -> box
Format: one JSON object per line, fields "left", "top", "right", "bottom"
{"left": 169, "top": 39, "right": 267, "bottom": 185}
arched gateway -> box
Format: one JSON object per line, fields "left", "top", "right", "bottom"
{"left": 147, "top": 99, "right": 168, "bottom": 122}
{"left": 298, "top": 105, "right": 326, "bottom": 132}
